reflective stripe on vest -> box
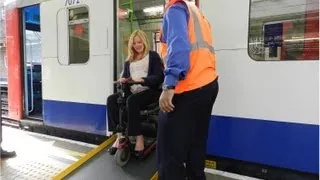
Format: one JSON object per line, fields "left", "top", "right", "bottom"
{"left": 188, "top": 3, "right": 215, "bottom": 54}
{"left": 162, "top": 1, "right": 215, "bottom": 66}
{"left": 161, "top": 0, "right": 217, "bottom": 94}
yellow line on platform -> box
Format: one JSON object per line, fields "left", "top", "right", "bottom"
{"left": 52, "top": 135, "right": 117, "bottom": 180}
{"left": 150, "top": 171, "right": 159, "bottom": 180}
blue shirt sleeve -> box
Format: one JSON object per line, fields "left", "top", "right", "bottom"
{"left": 162, "top": 3, "right": 191, "bottom": 87}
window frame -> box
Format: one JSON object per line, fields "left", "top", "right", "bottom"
{"left": 68, "top": 5, "right": 90, "bottom": 65}
{"left": 58, "top": 5, "right": 90, "bottom": 66}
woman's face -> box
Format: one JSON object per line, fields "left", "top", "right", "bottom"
{"left": 132, "top": 35, "right": 144, "bottom": 54}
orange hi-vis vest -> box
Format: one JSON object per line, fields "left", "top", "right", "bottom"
{"left": 159, "top": 0, "right": 218, "bottom": 94}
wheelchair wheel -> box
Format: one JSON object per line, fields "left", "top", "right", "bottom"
{"left": 114, "top": 146, "right": 131, "bottom": 167}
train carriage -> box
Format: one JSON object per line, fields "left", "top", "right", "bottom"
{"left": 0, "top": 0, "right": 318, "bottom": 178}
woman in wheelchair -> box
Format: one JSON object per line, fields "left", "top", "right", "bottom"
{"left": 107, "top": 30, "right": 164, "bottom": 156}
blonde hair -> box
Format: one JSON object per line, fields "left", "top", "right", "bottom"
{"left": 126, "top": 30, "right": 150, "bottom": 62}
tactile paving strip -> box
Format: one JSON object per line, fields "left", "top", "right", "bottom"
{"left": 1, "top": 159, "right": 68, "bottom": 180}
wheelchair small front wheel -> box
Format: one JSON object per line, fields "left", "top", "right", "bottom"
{"left": 114, "top": 146, "right": 131, "bottom": 167}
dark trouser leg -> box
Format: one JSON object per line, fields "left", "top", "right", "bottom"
{"left": 126, "top": 89, "right": 161, "bottom": 136}
{"left": 157, "top": 108, "right": 189, "bottom": 180}
{"left": 157, "top": 79, "right": 219, "bottom": 180}
{"left": 186, "top": 80, "right": 219, "bottom": 180}
{"left": 107, "top": 93, "right": 120, "bottom": 132}
{"left": 107, "top": 93, "right": 122, "bottom": 154}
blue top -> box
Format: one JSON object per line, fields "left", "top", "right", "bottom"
{"left": 161, "top": 2, "right": 191, "bottom": 87}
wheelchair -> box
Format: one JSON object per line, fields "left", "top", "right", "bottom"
{"left": 111, "top": 80, "right": 159, "bottom": 167}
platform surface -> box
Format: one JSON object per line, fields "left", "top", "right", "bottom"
{"left": 1, "top": 126, "right": 262, "bottom": 180}
{"left": 62, "top": 138, "right": 261, "bottom": 180}
{"left": 1, "top": 125, "right": 96, "bottom": 180}
{"left": 66, "top": 146, "right": 157, "bottom": 180}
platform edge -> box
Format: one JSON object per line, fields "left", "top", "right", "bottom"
{"left": 150, "top": 171, "right": 158, "bottom": 180}
{"left": 52, "top": 135, "right": 116, "bottom": 180}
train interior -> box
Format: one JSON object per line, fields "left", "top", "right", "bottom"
{"left": 116, "top": 0, "right": 196, "bottom": 76}
{"left": 22, "top": 4, "right": 42, "bottom": 120}
{"left": 117, "top": 0, "right": 162, "bottom": 77}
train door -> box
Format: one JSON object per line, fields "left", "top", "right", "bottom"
{"left": 116, "top": 0, "right": 166, "bottom": 76}
{"left": 40, "top": 0, "right": 114, "bottom": 135}
{"left": 22, "top": 4, "right": 42, "bottom": 120}
{"left": 115, "top": 0, "right": 197, "bottom": 75}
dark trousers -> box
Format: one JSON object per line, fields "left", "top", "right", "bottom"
{"left": 157, "top": 79, "right": 219, "bottom": 180}
{"left": 107, "top": 89, "right": 161, "bottom": 136}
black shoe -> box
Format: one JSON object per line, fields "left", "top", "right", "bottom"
{"left": 134, "top": 150, "right": 144, "bottom": 159}
{"left": 1, "top": 148, "right": 16, "bottom": 158}
{"left": 108, "top": 147, "right": 117, "bottom": 155}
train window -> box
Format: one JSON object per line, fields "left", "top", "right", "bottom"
{"left": 248, "top": 0, "right": 319, "bottom": 61}
{"left": 68, "top": 7, "right": 89, "bottom": 64}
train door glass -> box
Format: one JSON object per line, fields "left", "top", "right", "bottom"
{"left": 116, "top": 0, "right": 164, "bottom": 80}
{"left": 115, "top": 0, "right": 197, "bottom": 80}
{"left": 22, "top": 4, "right": 42, "bottom": 120}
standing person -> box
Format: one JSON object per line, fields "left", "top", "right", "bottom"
{"left": 0, "top": 92, "right": 16, "bottom": 158}
{"left": 157, "top": 0, "right": 219, "bottom": 179}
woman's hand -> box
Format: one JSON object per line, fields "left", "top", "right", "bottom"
{"left": 134, "top": 78, "right": 145, "bottom": 83}
{"left": 119, "top": 78, "right": 129, "bottom": 83}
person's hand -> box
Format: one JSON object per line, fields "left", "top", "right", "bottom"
{"left": 134, "top": 78, "right": 144, "bottom": 83}
{"left": 159, "top": 90, "right": 175, "bottom": 112}
{"left": 119, "top": 78, "right": 128, "bottom": 83}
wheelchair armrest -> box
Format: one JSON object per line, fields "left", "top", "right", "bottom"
{"left": 144, "top": 102, "right": 159, "bottom": 110}
{"left": 140, "top": 103, "right": 160, "bottom": 116}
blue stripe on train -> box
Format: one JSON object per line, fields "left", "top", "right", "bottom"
{"left": 207, "top": 115, "right": 319, "bottom": 174}
{"left": 43, "top": 99, "right": 107, "bottom": 135}
{"left": 43, "top": 100, "right": 319, "bottom": 174}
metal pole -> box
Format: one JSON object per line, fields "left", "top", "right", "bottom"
{"left": 129, "top": 0, "right": 133, "bottom": 33}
